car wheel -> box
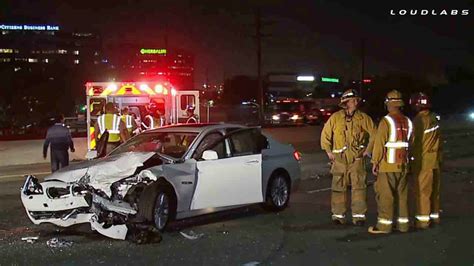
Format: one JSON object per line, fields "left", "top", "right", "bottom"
{"left": 153, "top": 187, "right": 176, "bottom": 232}
{"left": 265, "top": 174, "right": 290, "bottom": 211}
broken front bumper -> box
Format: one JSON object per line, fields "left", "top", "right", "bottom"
{"left": 20, "top": 175, "right": 128, "bottom": 240}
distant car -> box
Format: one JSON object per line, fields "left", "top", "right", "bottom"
{"left": 320, "top": 105, "right": 340, "bottom": 122}
{"left": 266, "top": 101, "right": 305, "bottom": 126}
{"left": 304, "top": 107, "right": 323, "bottom": 125}
{"left": 21, "top": 124, "right": 301, "bottom": 240}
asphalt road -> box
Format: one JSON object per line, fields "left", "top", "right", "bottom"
{"left": 0, "top": 125, "right": 474, "bottom": 265}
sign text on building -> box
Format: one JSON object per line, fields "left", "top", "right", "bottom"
{"left": 0, "top": 24, "right": 60, "bottom": 31}
{"left": 140, "top": 48, "right": 167, "bottom": 55}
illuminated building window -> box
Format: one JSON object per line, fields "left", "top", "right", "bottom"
{"left": 74, "top": 59, "right": 79, "bottom": 64}
{"left": 43, "top": 58, "right": 49, "bottom": 63}
{"left": 15, "top": 58, "right": 27, "bottom": 62}
{"left": 57, "top": 49, "right": 67, "bottom": 54}
{"left": 0, "top": 58, "right": 11, "bottom": 62}
{"left": 73, "top": 50, "right": 79, "bottom": 55}
{"left": 28, "top": 58, "right": 38, "bottom": 63}
{"left": 0, "top": 48, "right": 13, "bottom": 53}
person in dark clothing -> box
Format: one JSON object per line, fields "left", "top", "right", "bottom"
{"left": 43, "top": 114, "right": 75, "bottom": 172}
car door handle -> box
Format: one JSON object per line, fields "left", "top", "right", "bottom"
{"left": 245, "top": 160, "right": 260, "bottom": 164}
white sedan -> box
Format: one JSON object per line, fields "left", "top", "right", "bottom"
{"left": 21, "top": 124, "right": 301, "bottom": 240}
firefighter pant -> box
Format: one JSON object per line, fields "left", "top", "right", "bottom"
{"left": 414, "top": 168, "right": 441, "bottom": 228}
{"left": 330, "top": 159, "right": 367, "bottom": 222}
{"left": 50, "top": 149, "right": 69, "bottom": 172}
{"left": 374, "top": 171, "right": 409, "bottom": 232}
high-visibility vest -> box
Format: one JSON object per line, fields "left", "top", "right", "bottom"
{"left": 145, "top": 115, "right": 163, "bottom": 129}
{"left": 186, "top": 116, "right": 198, "bottom": 124}
{"left": 97, "top": 114, "right": 121, "bottom": 143}
{"left": 121, "top": 114, "right": 133, "bottom": 134}
{"left": 384, "top": 114, "right": 413, "bottom": 164}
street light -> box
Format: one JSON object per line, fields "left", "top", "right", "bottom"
{"left": 297, "top": 75, "right": 315, "bottom": 82}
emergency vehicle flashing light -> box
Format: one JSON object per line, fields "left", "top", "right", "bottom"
{"left": 154, "top": 84, "right": 163, "bottom": 93}
{"left": 86, "top": 82, "right": 174, "bottom": 97}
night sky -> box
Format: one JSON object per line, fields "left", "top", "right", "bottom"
{"left": 2, "top": 0, "right": 473, "bottom": 87}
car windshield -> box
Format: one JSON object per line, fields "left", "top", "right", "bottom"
{"left": 109, "top": 131, "right": 198, "bottom": 159}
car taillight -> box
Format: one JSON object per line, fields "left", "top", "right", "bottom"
{"left": 293, "top": 151, "right": 302, "bottom": 161}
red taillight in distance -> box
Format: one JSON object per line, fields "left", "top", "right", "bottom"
{"left": 293, "top": 150, "right": 302, "bottom": 161}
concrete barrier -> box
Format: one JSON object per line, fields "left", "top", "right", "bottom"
{"left": 0, "top": 126, "right": 323, "bottom": 167}
{"left": 0, "top": 137, "right": 88, "bottom": 167}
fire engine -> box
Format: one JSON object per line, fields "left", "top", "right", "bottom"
{"left": 85, "top": 81, "right": 200, "bottom": 153}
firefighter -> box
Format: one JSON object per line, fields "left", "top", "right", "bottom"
{"left": 410, "top": 92, "right": 442, "bottom": 229}
{"left": 321, "top": 89, "right": 376, "bottom": 226}
{"left": 368, "top": 90, "right": 413, "bottom": 234}
{"left": 121, "top": 107, "right": 137, "bottom": 137}
{"left": 186, "top": 105, "right": 199, "bottom": 124}
{"left": 144, "top": 105, "right": 164, "bottom": 129}
{"left": 94, "top": 102, "right": 128, "bottom": 154}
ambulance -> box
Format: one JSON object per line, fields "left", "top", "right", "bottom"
{"left": 85, "top": 81, "right": 200, "bottom": 153}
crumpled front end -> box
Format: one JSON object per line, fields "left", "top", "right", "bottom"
{"left": 20, "top": 173, "right": 157, "bottom": 240}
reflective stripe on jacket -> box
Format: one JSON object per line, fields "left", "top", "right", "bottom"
{"left": 383, "top": 114, "right": 412, "bottom": 164}
{"left": 372, "top": 112, "right": 412, "bottom": 172}
{"left": 320, "top": 109, "right": 376, "bottom": 164}
{"left": 97, "top": 114, "right": 121, "bottom": 142}
{"left": 411, "top": 110, "right": 441, "bottom": 171}
{"left": 121, "top": 115, "right": 133, "bottom": 133}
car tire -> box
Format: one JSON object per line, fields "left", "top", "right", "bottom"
{"left": 264, "top": 173, "right": 291, "bottom": 211}
{"left": 153, "top": 186, "right": 176, "bottom": 232}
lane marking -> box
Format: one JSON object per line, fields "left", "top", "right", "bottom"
{"left": 306, "top": 187, "right": 331, "bottom": 194}
{"left": 306, "top": 181, "right": 374, "bottom": 194}
{"left": 0, "top": 172, "right": 50, "bottom": 180}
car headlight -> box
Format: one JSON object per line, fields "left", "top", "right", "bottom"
{"left": 272, "top": 115, "right": 280, "bottom": 121}
{"left": 291, "top": 114, "right": 299, "bottom": 120}
{"left": 23, "top": 175, "right": 43, "bottom": 195}
{"left": 469, "top": 112, "right": 474, "bottom": 120}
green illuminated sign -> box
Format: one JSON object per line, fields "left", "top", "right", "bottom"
{"left": 140, "top": 48, "right": 167, "bottom": 55}
{"left": 321, "top": 77, "right": 339, "bottom": 83}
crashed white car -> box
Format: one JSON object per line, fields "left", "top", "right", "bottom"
{"left": 21, "top": 124, "right": 301, "bottom": 240}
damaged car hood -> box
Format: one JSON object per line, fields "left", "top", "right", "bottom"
{"left": 45, "top": 152, "right": 156, "bottom": 196}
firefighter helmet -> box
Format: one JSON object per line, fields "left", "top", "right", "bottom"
{"left": 339, "top": 89, "right": 361, "bottom": 107}
{"left": 385, "top": 90, "right": 404, "bottom": 107}
{"left": 409, "top": 92, "right": 431, "bottom": 108}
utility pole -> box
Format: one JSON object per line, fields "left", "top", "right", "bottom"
{"left": 360, "top": 38, "right": 365, "bottom": 98}
{"left": 255, "top": 8, "right": 264, "bottom": 125}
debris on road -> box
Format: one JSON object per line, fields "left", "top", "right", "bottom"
{"left": 21, "top": 236, "right": 39, "bottom": 243}
{"left": 46, "top": 237, "right": 73, "bottom": 248}
{"left": 242, "top": 261, "right": 260, "bottom": 266}
{"left": 179, "top": 230, "right": 204, "bottom": 240}
{"left": 127, "top": 225, "right": 162, "bottom": 244}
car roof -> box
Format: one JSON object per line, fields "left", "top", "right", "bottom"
{"left": 145, "top": 123, "right": 249, "bottom": 134}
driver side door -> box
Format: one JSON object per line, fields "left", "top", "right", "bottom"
{"left": 190, "top": 129, "right": 264, "bottom": 210}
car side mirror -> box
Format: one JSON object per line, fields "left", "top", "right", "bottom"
{"left": 202, "top": 150, "right": 218, "bottom": 160}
